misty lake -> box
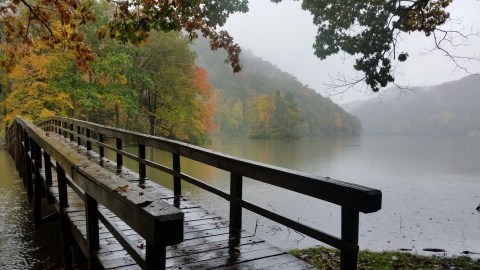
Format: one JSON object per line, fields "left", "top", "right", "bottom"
{"left": 1, "top": 134, "right": 479, "bottom": 268}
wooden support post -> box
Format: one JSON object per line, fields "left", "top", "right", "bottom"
{"left": 116, "top": 138, "right": 123, "bottom": 173}
{"left": 172, "top": 153, "right": 181, "bottom": 207}
{"left": 57, "top": 163, "right": 69, "bottom": 208}
{"left": 99, "top": 133, "right": 104, "bottom": 158}
{"left": 57, "top": 163, "right": 74, "bottom": 270}
{"left": 69, "top": 123, "right": 74, "bottom": 141}
{"left": 229, "top": 173, "right": 243, "bottom": 245}
{"left": 85, "top": 193, "right": 99, "bottom": 270}
{"left": 340, "top": 207, "right": 359, "bottom": 270}
{"left": 63, "top": 122, "right": 67, "bottom": 138}
{"left": 33, "top": 141, "right": 43, "bottom": 226}
{"left": 60, "top": 210, "right": 74, "bottom": 270}
{"left": 77, "top": 126, "right": 82, "bottom": 146}
{"left": 146, "top": 243, "right": 166, "bottom": 270}
{"left": 86, "top": 129, "right": 92, "bottom": 151}
{"left": 24, "top": 133, "right": 33, "bottom": 203}
{"left": 57, "top": 120, "right": 62, "bottom": 135}
{"left": 43, "top": 151, "right": 54, "bottom": 204}
{"left": 138, "top": 144, "right": 146, "bottom": 184}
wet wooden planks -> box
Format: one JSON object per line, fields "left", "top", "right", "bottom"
{"left": 40, "top": 135, "right": 316, "bottom": 270}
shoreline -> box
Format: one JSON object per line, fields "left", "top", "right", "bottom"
{"left": 290, "top": 246, "right": 480, "bottom": 269}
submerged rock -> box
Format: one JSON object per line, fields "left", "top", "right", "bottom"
{"left": 423, "top": 248, "right": 446, "bottom": 252}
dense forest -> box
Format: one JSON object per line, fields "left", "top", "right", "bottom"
{"left": 192, "top": 38, "right": 361, "bottom": 138}
{"left": 0, "top": 2, "right": 215, "bottom": 144}
{"left": 343, "top": 75, "right": 480, "bottom": 136}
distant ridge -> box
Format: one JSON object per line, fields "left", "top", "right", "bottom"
{"left": 192, "top": 38, "right": 361, "bottom": 137}
{"left": 343, "top": 75, "right": 480, "bottom": 136}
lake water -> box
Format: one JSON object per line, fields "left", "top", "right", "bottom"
{"left": 1, "top": 134, "right": 479, "bottom": 267}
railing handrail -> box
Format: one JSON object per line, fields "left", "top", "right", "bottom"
{"left": 35, "top": 116, "right": 382, "bottom": 269}
{"left": 42, "top": 116, "right": 382, "bottom": 213}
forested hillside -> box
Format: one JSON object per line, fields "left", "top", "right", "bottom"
{"left": 0, "top": 2, "right": 214, "bottom": 145}
{"left": 343, "top": 75, "right": 480, "bottom": 136}
{"left": 192, "top": 39, "right": 361, "bottom": 138}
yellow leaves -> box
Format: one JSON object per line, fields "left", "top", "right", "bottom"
{"left": 114, "top": 185, "right": 129, "bottom": 193}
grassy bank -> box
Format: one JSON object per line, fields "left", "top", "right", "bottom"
{"left": 290, "top": 246, "right": 480, "bottom": 270}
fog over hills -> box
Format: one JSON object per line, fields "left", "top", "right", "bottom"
{"left": 192, "top": 38, "right": 361, "bottom": 137}
{"left": 343, "top": 75, "right": 480, "bottom": 136}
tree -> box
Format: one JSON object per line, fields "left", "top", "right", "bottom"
{"left": 0, "top": 0, "right": 247, "bottom": 73}
{"left": 273, "top": 0, "right": 477, "bottom": 91}
{"left": 3, "top": 48, "right": 73, "bottom": 123}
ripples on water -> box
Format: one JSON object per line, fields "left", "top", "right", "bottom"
{"left": 0, "top": 151, "right": 64, "bottom": 270}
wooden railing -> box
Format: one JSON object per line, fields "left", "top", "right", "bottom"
{"left": 34, "top": 116, "right": 382, "bottom": 269}
{"left": 6, "top": 116, "right": 184, "bottom": 270}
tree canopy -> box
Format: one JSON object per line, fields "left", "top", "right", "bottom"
{"left": 1, "top": 0, "right": 473, "bottom": 92}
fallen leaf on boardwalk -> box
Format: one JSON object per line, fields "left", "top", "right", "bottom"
{"left": 114, "top": 185, "right": 129, "bottom": 193}
{"left": 137, "top": 243, "right": 145, "bottom": 249}
{"left": 136, "top": 200, "right": 153, "bottom": 207}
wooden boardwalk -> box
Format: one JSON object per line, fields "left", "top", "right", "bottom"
{"left": 24, "top": 125, "right": 316, "bottom": 269}
{"left": 6, "top": 116, "right": 382, "bottom": 270}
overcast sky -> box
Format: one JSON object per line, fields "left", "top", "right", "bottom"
{"left": 222, "top": 0, "right": 480, "bottom": 104}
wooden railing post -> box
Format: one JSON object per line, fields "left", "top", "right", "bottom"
{"left": 340, "top": 207, "right": 359, "bottom": 270}
{"left": 43, "top": 151, "right": 54, "bottom": 204}
{"left": 146, "top": 243, "right": 166, "bottom": 270}
{"left": 32, "top": 140, "right": 43, "bottom": 226}
{"left": 86, "top": 128, "right": 92, "bottom": 151}
{"left": 99, "top": 133, "right": 104, "bottom": 159}
{"left": 63, "top": 122, "right": 67, "bottom": 138}
{"left": 116, "top": 138, "right": 123, "bottom": 173}
{"left": 57, "top": 162, "right": 69, "bottom": 208}
{"left": 57, "top": 120, "right": 62, "bottom": 135}
{"left": 85, "top": 193, "right": 99, "bottom": 270}
{"left": 77, "top": 126, "right": 82, "bottom": 146}
{"left": 229, "top": 173, "right": 243, "bottom": 245}
{"left": 24, "top": 132, "right": 33, "bottom": 203}
{"left": 138, "top": 144, "right": 146, "bottom": 184}
{"left": 57, "top": 163, "right": 74, "bottom": 270}
{"left": 173, "top": 153, "right": 181, "bottom": 207}
{"left": 69, "top": 123, "right": 74, "bottom": 141}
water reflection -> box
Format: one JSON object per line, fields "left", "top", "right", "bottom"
{"left": 0, "top": 151, "right": 64, "bottom": 269}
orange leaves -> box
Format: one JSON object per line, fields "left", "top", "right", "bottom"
{"left": 193, "top": 67, "right": 212, "bottom": 98}
{"left": 0, "top": 0, "right": 96, "bottom": 72}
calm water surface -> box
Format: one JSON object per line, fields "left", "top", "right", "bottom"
{"left": 0, "top": 150, "right": 64, "bottom": 269}
{"left": 1, "top": 134, "right": 479, "bottom": 267}
{"left": 138, "top": 135, "right": 480, "bottom": 257}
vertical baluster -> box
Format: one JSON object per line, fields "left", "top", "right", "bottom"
{"left": 99, "top": 133, "right": 104, "bottom": 158}
{"left": 57, "top": 163, "right": 74, "bottom": 270}
{"left": 146, "top": 243, "right": 166, "bottom": 270}
{"left": 32, "top": 141, "right": 43, "bottom": 226}
{"left": 86, "top": 128, "right": 92, "bottom": 151}
{"left": 85, "top": 193, "right": 99, "bottom": 269}
{"left": 24, "top": 133, "right": 33, "bottom": 203}
{"left": 340, "top": 207, "right": 359, "bottom": 270}
{"left": 172, "top": 153, "right": 181, "bottom": 207}
{"left": 69, "top": 123, "right": 74, "bottom": 141}
{"left": 116, "top": 138, "right": 123, "bottom": 173}
{"left": 138, "top": 144, "right": 146, "bottom": 184}
{"left": 229, "top": 173, "right": 243, "bottom": 245}
{"left": 77, "top": 126, "right": 82, "bottom": 146}
{"left": 43, "top": 151, "right": 54, "bottom": 204}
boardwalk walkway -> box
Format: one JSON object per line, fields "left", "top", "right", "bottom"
{"left": 47, "top": 136, "right": 315, "bottom": 269}
{"left": 6, "top": 116, "right": 382, "bottom": 270}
